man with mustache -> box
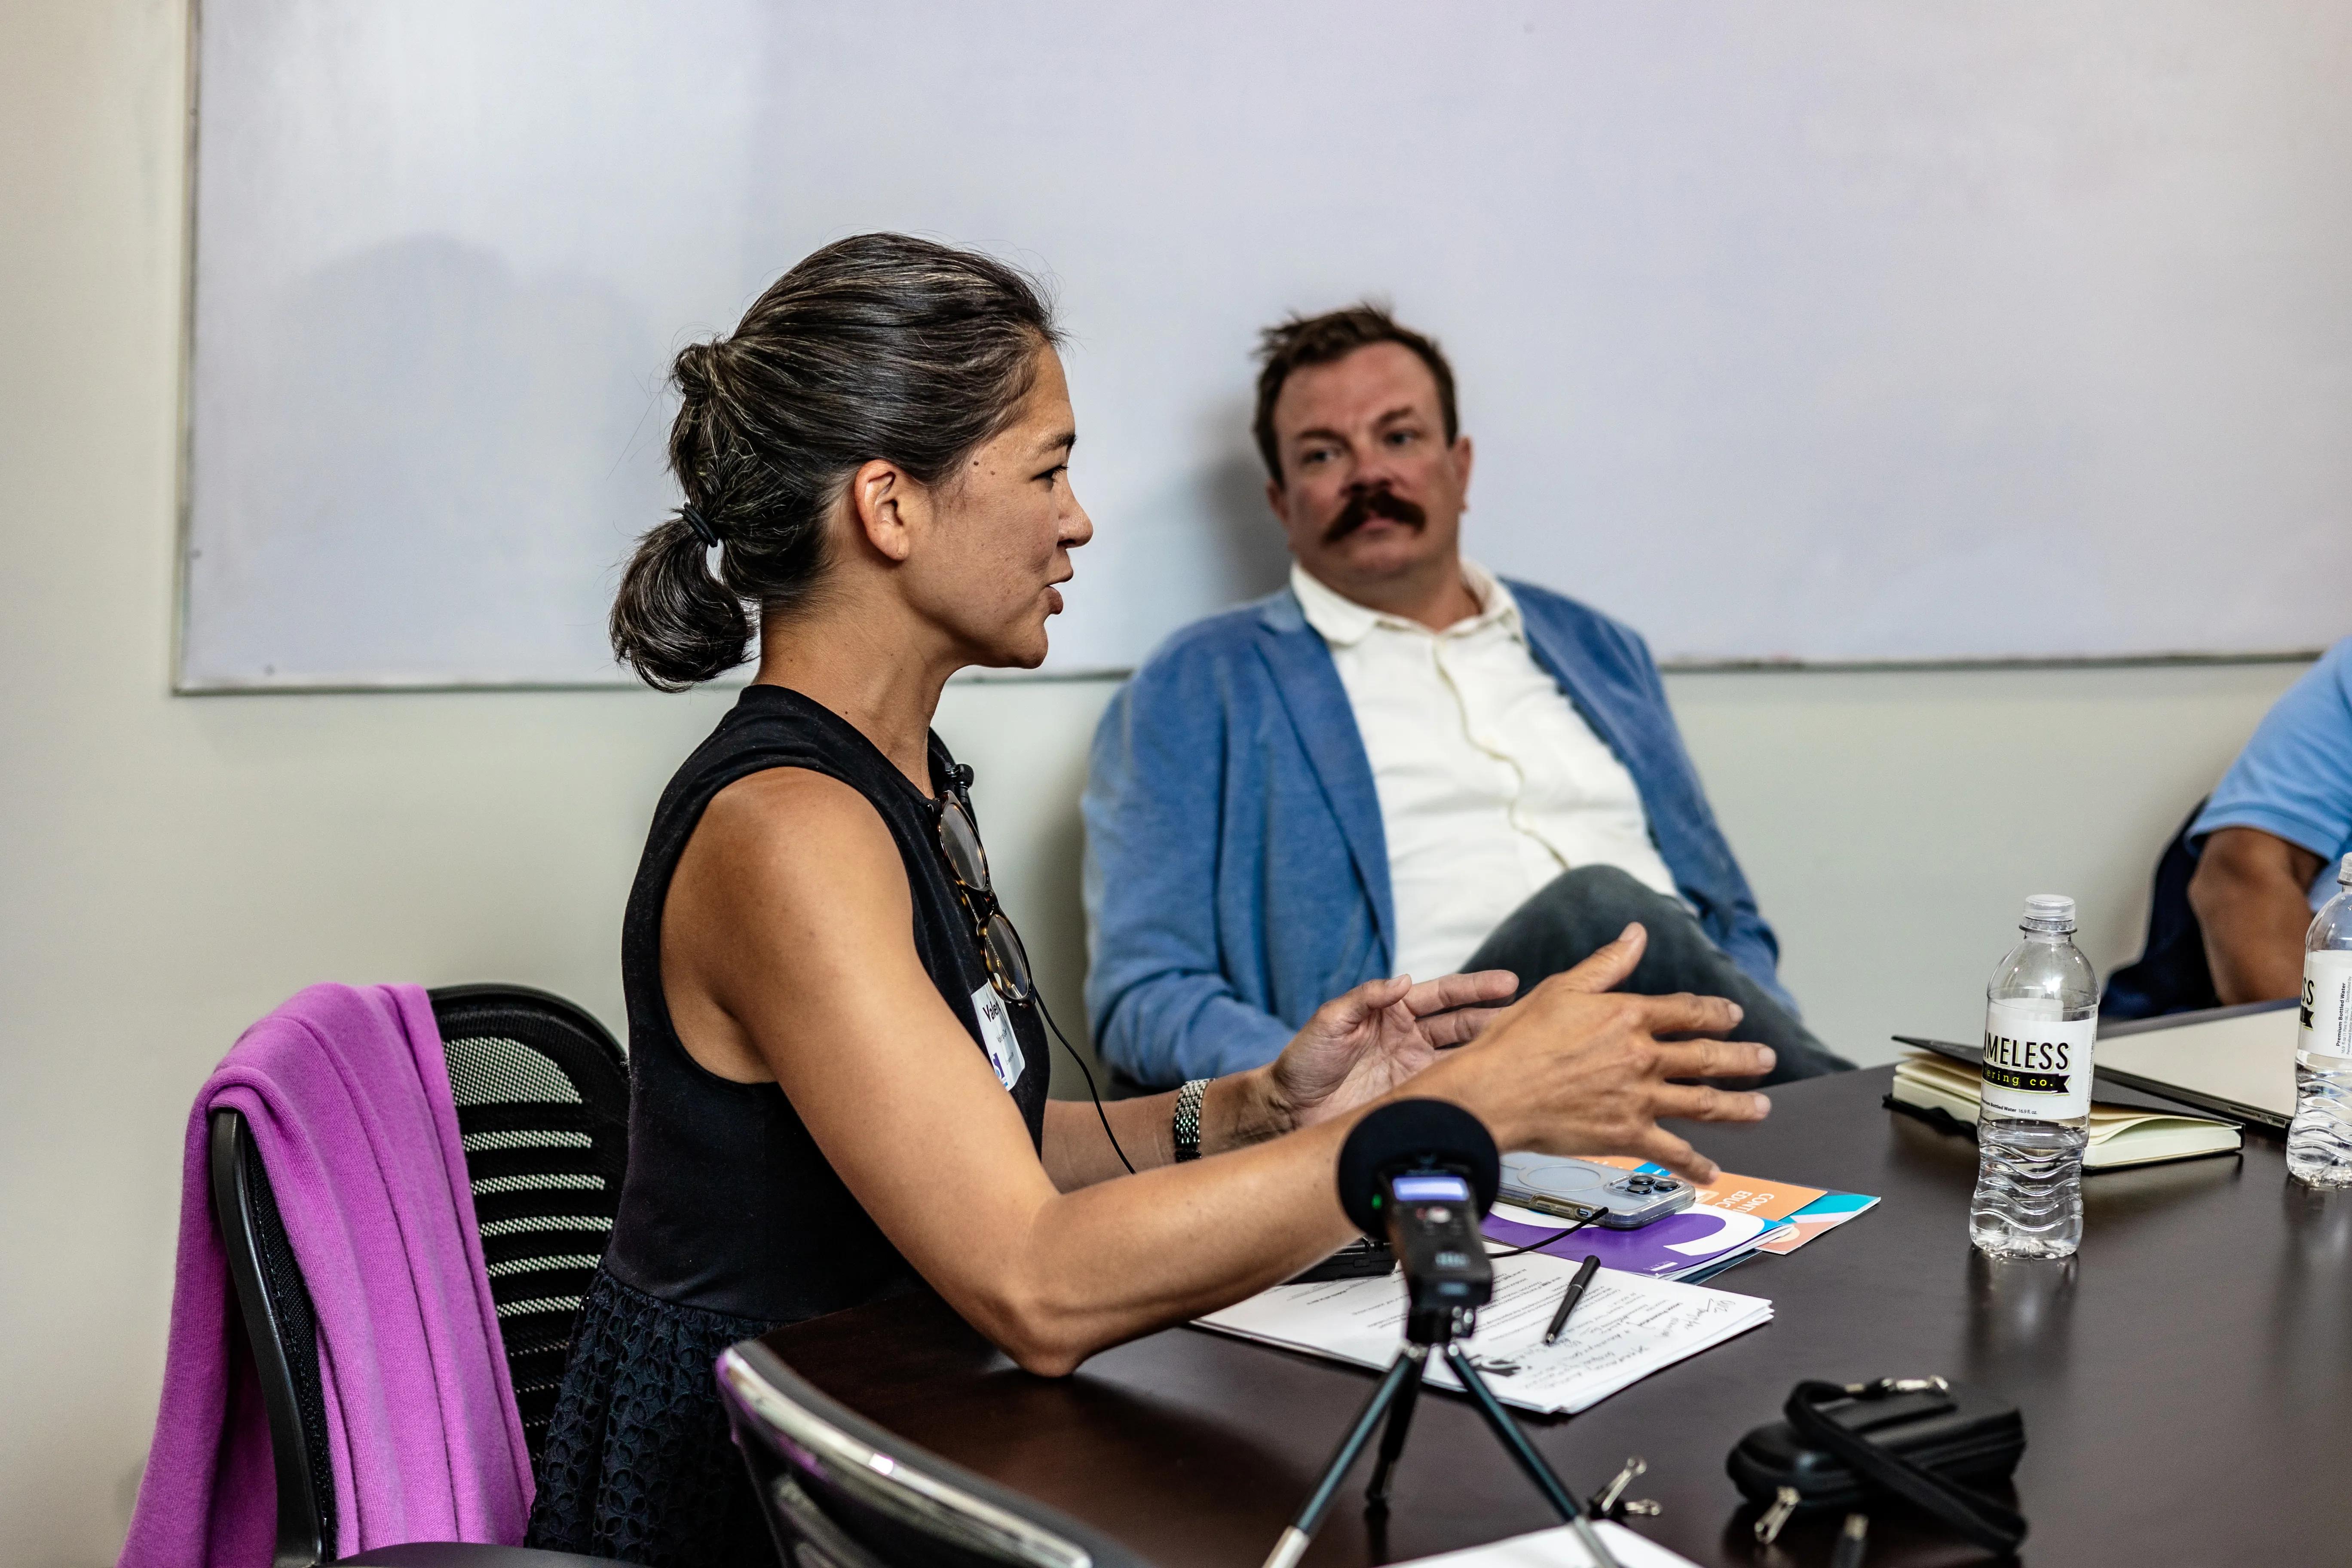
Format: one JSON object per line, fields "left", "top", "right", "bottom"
{"left": 1082, "top": 303, "right": 1850, "bottom": 1089}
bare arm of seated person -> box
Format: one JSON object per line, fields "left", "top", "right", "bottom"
{"left": 2189, "top": 826, "right": 2324, "bottom": 1004}
{"left": 662, "top": 767, "right": 1773, "bottom": 1377}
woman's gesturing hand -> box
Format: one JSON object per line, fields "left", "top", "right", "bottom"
{"left": 1418, "top": 923, "right": 1774, "bottom": 1184}
{"left": 1266, "top": 968, "right": 1520, "bottom": 1131}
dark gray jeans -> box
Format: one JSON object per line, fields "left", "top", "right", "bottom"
{"left": 1461, "top": 865, "right": 1851, "bottom": 1085}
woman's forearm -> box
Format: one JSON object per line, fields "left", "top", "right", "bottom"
{"left": 964, "top": 1109, "right": 1367, "bottom": 1374}
{"left": 1041, "top": 1067, "right": 1297, "bottom": 1188}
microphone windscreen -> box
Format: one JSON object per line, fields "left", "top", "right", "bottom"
{"left": 1335, "top": 1099, "right": 1501, "bottom": 1237}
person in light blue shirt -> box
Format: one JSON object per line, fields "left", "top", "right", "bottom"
{"left": 2189, "top": 637, "right": 2352, "bottom": 1004}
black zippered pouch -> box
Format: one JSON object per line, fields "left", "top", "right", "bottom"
{"left": 1728, "top": 1380, "right": 2025, "bottom": 1514}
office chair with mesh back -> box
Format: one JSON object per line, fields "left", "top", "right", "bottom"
{"left": 208, "top": 983, "right": 630, "bottom": 1567}
{"left": 427, "top": 984, "right": 629, "bottom": 1462}
{"left": 717, "top": 1339, "right": 1157, "bottom": 1568}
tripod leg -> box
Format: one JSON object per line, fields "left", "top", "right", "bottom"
{"left": 1364, "top": 1351, "right": 1427, "bottom": 1513}
{"left": 1443, "top": 1347, "right": 1623, "bottom": 1568}
{"left": 1262, "top": 1346, "right": 1428, "bottom": 1568}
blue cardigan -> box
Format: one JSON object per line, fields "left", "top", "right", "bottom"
{"left": 1081, "top": 580, "right": 1793, "bottom": 1086}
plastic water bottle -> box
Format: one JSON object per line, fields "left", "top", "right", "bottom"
{"left": 1969, "top": 895, "right": 2099, "bottom": 1259}
{"left": 2287, "top": 855, "right": 2352, "bottom": 1188}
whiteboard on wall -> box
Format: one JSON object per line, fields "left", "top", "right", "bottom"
{"left": 181, "top": 0, "right": 2352, "bottom": 689}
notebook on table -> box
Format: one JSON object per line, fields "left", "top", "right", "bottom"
{"left": 1889, "top": 1050, "right": 2241, "bottom": 1167}
{"left": 1893, "top": 996, "right": 2298, "bottom": 1133}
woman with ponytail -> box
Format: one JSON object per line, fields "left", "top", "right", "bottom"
{"left": 528, "top": 234, "right": 1778, "bottom": 1566}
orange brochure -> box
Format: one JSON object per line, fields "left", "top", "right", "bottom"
{"left": 1585, "top": 1156, "right": 1877, "bottom": 1256}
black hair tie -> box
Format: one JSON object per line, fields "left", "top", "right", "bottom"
{"left": 680, "top": 504, "right": 723, "bottom": 548}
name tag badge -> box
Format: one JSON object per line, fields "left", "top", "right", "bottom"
{"left": 971, "top": 982, "right": 1026, "bottom": 1092}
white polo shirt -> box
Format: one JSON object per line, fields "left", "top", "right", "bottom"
{"left": 1289, "top": 560, "right": 1681, "bottom": 983}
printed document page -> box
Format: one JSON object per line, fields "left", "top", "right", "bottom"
{"left": 1401, "top": 1522, "right": 1700, "bottom": 1568}
{"left": 1195, "top": 1251, "right": 1771, "bottom": 1415}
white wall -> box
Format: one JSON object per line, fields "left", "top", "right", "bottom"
{"left": 0, "top": 2, "right": 2312, "bottom": 1562}
{"left": 1665, "top": 660, "right": 2307, "bottom": 1055}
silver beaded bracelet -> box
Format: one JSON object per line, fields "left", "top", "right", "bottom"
{"left": 1172, "top": 1078, "right": 1210, "bottom": 1163}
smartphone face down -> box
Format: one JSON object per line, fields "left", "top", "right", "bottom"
{"left": 1495, "top": 1154, "right": 1696, "bottom": 1228}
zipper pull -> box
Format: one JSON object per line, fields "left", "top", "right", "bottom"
{"left": 1754, "top": 1485, "right": 1802, "bottom": 1547}
{"left": 1588, "top": 1456, "right": 1658, "bottom": 1522}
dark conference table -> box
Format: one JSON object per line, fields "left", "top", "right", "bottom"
{"left": 765, "top": 1066, "right": 2352, "bottom": 1566}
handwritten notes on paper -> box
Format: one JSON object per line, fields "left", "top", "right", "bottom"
{"left": 1195, "top": 1251, "right": 1771, "bottom": 1415}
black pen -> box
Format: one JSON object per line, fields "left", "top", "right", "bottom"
{"left": 1542, "top": 1254, "right": 1602, "bottom": 1346}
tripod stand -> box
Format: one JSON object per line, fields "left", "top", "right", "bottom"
{"left": 1261, "top": 1301, "right": 1622, "bottom": 1568}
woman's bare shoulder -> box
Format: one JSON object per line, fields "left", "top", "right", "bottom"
{"left": 693, "top": 766, "right": 902, "bottom": 879}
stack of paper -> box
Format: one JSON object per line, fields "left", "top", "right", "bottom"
{"left": 1195, "top": 1251, "right": 1771, "bottom": 1415}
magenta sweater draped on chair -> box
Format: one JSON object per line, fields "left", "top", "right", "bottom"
{"left": 121, "top": 983, "right": 533, "bottom": 1566}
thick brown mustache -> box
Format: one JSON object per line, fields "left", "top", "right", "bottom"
{"left": 1322, "top": 485, "right": 1428, "bottom": 545}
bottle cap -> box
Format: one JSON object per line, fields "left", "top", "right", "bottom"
{"left": 2020, "top": 893, "right": 2076, "bottom": 932}
{"left": 2339, "top": 853, "right": 2352, "bottom": 888}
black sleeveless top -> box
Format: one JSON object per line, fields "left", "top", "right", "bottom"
{"left": 603, "top": 683, "right": 1050, "bottom": 1322}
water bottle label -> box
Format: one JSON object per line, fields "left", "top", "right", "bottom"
{"left": 1981, "top": 1001, "right": 2095, "bottom": 1119}
{"left": 2302, "top": 951, "right": 2352, "bottom": 1063}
